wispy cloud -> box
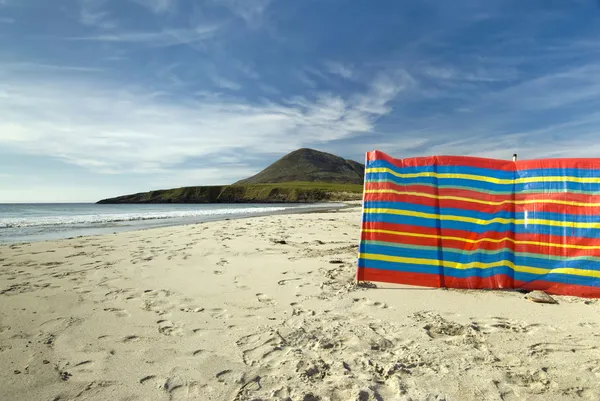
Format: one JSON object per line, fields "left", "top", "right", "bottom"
{"left": 0, "top": 17, "right": 13, "bottom": 24}
{"left": 213, "top": 0, "right": 274, "bottom": 28}
{"left": 235, "top": 62, "right": 260, "bottom": 80}
{"left": 2, "top": 62, "right": 104, "bottom": 73}
{"left": 130, "top": 0, "right": 176, "bottom": 14}
{"left": 0, "top": 68, "right": 409, "bottom": 176}
{"left": 421, "top": 65, "right": 518, "bottom": 83}
{"left": 325, "top": 61, "right": 354, "bottom": 79}
{"left": 72, "top": 25, "right": 219, "bottom": 47}
{"left": 210, "top": 75, "right": 242, "bottom": 91}
{"left": 79, "top": 0, "right": 117, "bottom": 30}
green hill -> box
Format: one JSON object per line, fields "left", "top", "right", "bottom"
{"left": 96, "top": 149, "right": 365, "bottom": 204}
{"left": 96, "top": 182, "right": 363, "bottom": 204}
{"left": 235, "top": 148, "right": 364, "bottom": 185}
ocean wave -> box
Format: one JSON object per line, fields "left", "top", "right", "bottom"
{"left": 0, "top": 205, "right": 334, "bottom": 229}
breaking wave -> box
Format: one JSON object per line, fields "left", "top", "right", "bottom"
{"left": 0, "top": 204, "right": 335, "bottom": 229}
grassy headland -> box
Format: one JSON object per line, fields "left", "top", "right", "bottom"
{"left": 97, "top": 182, "right": 363, "bottom": 204}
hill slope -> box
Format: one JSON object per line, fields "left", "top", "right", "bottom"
{"left": 96, "top": 182, "right": 363, "bottom": 204}
{"left": 96, "top": 148, "right": 365, "bottom": 204}
{"left": 234, "top": 148, "right": 364, "bottom": 185}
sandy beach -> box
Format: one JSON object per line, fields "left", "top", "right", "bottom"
{"left": 1, "top": 205, "right": 600, "bottom": 401}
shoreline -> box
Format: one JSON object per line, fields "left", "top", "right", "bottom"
{"left": 1, "top": 207, "right": 600, "bottom": 400}
{"left": 0, "top": 201, "right": 358, "bottom": 245}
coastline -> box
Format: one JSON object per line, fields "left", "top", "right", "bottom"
{"left": 1, "top": 205, "right": 600, "bottom": 400}
{"left": 0, "top": 202, "right": 355, "bottom": 245}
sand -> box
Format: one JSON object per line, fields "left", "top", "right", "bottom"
{"left": 1, "top": 206, "right": 600, "bottom": 401}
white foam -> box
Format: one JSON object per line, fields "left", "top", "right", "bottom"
{"left": 0, "top": 204, "right": 339, "bottom": 229}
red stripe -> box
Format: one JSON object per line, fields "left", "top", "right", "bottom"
{"left": 517, "top": 158, "right": 600, "bottom": 171}
{"left": 366, "top": 151, "right": 514, "bottom": 171}
{"left": 356, "top": 268, "right": 600, "bottom": 298}
{"left": 366, "top": 150, "right": 600, "bottom": 171}
{"left": 356, "top": 268, "right": 443, "bottom": 288}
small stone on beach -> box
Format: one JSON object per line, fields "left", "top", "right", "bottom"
{"left": 525, "top": 291, "right": 558, "bottom": 304}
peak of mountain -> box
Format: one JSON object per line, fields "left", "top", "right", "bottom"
{"left": 235, "top": 148, "right": 365, "bottom": 185}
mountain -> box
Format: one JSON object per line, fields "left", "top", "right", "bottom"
{"left": 235, "top": 148, "right": 364, "bottom": 185}
{"left": 96, "top": 148, "right": 365, "bottom": 204}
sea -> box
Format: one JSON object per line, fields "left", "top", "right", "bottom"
{"left": 0, "top": 203, "right": 346, "bottom": 244}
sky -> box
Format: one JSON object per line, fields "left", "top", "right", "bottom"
{"left": 2, "top": 0, "right": 600, "bottom": 202}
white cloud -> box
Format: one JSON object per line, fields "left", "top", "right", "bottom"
{"left": 236, "top": 62, "right": 260, "bottom": 79}
{"left": 210, "top": 75, "right": 242, "bottom": 91}
{"left": 259, "top": 83, "right": 280, "bottom": 95}
{"left": 2, "top": 62, "right": 103, "bottom": 73}
{"left": 79, "top": 0, "right": 117, "bottom": 30}
{"left": 130, "top": 0, "right": 176, "bottom": 14}
{"left": 421, "top": 65, "right": 518, "bottom": 83}
{"left": 0, "top": 68, "right": 410, "bottom": 177}
{"left": 352, "top": 70, "right": 415, "bottom": 115}
{"left": 213, "top": 0, "right": 274, "bottom": 27}
{"left": 72, "top": 25, "right": 219, "bottom": 47}
{"left": 325, "top": 61, "right": 354, "bottom": 79}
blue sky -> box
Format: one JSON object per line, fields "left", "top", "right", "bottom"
{"left": 2, "top": 0, "right": 600, "bottom": 202}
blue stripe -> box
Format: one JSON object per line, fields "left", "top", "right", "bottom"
{"left": 358, "top": 259, "right": 600, "bottom": 287}
{"left": 367, "top": 159, "right": 600, "bottom": 180}
{"left": 364, "top": 212, "right": 600, "bottom": 238}
{"left": 360, "top": 244, "right": 600, "bottom": 271}
{"left": 363, "top": 212, "right": 600, "bottom": 237}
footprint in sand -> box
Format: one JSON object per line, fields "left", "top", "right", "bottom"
{"left": 234, "top": 277, "right": 250, "bottom": 290}
{"left": 278, "top": 278, "right": 302, "bottom": 286}
{"left": 472, "top": 317, "right": 541, "bottom": 334}
{"left": 528, "top": 341, "right": 597, "bottom": 357}
{"left": 73, "top": 360, "right": 94, "bottom": 373}
{"left": 352, "top": 297, "right": 389, "bottom": 309}
{"left": 179, "top": 307, "right": 205, "bottom": 313}
{"left": 215, "top": 369, "right": 237, "bottom": 383}
{"left": 236, "top": 332, "right": 282, "bottom": 366}
{"left": 256, "top": 293, "right": 277, "bottom": 307}
{"left": 412, "top": 311, "right": 468, "bottom": 339}
{"left": 157, "top": 320, "right": 183, "bottom": 336}
{"left": 161, "top": 377, "right": 203, "bottom": 400}
{"left": 209, "top": 308, "right": 229, "bottom": 320}
{"left": 140, "top": 375, "right": 157, "bottom": 385}
{"left": 103, "top": 308, "right": 131, "bottom": 318}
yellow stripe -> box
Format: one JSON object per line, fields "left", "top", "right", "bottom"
{"left": 365, "top": 189, "right": 600, "bottom": 207}
{"left": 364, "top": 207, "right": 600, "bottom": 229}
{"left": 359, "top": 252, "right": 600, "bottom": 279}
{"left": 362, "top": 228, "right": 600, "bottom": 251}
{"left": 367, "top": 167, "right": 600, "bottom": 185}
